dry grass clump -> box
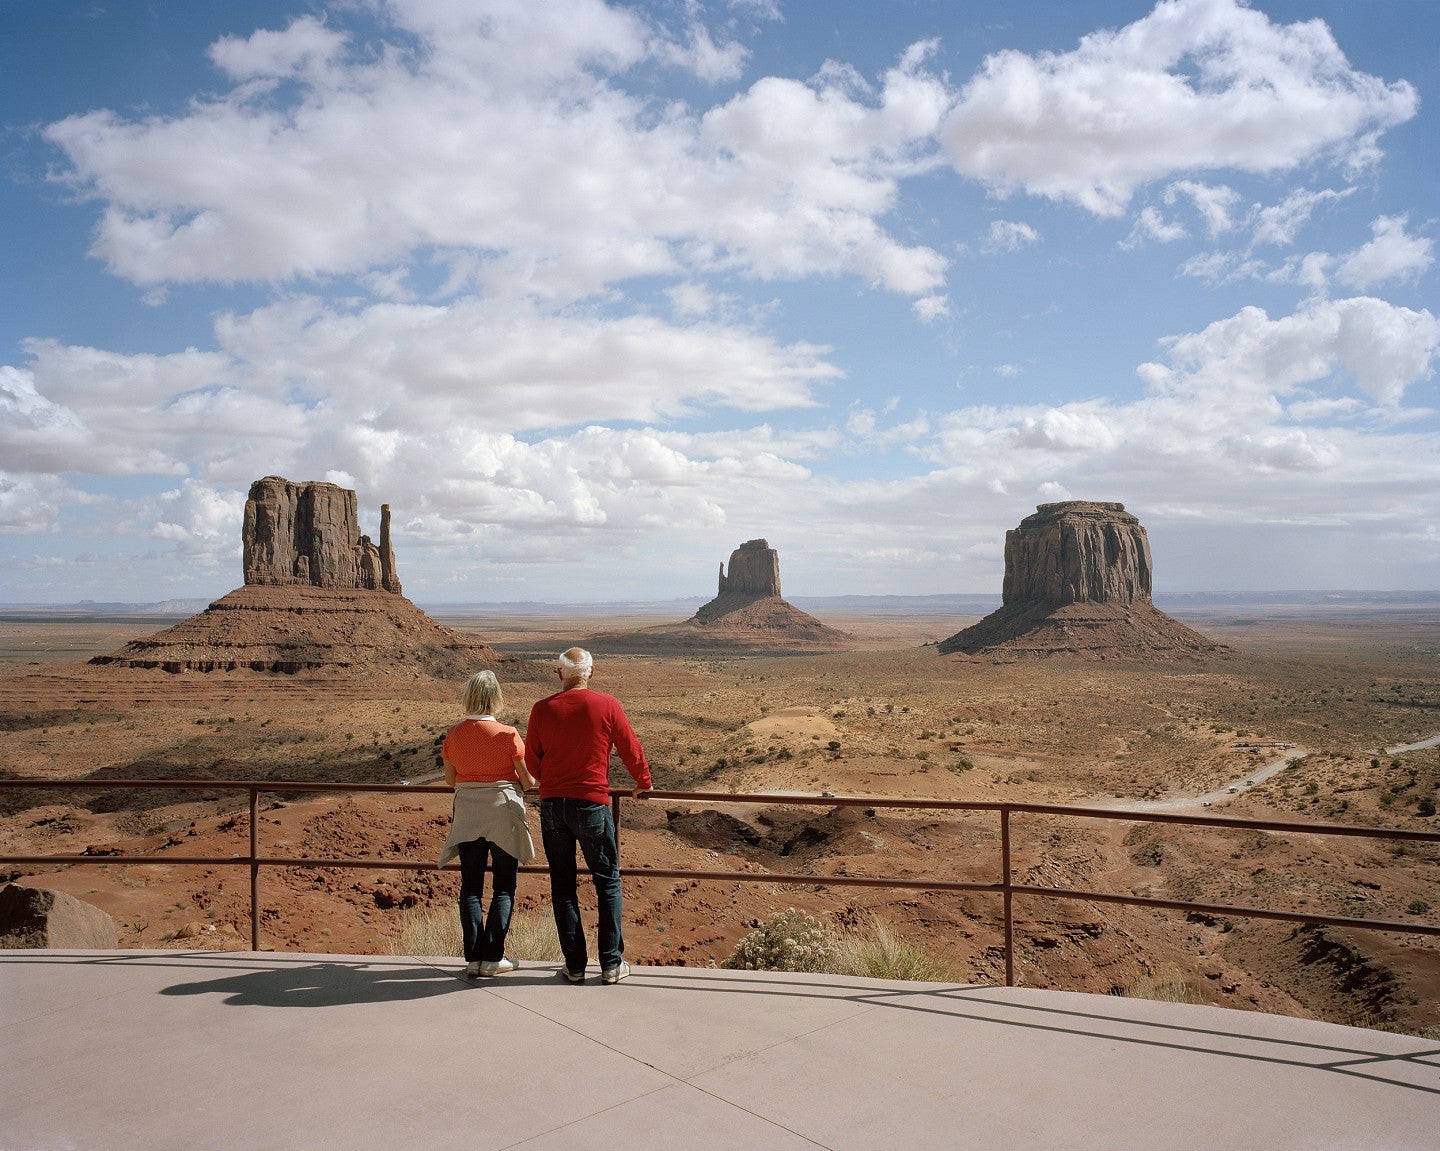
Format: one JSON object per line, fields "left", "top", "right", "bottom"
{"left": 1115, "top": 965, "right": 1209, "bottom": 1005}
{"left": 389, "top": 905, "right": 563, "bottom": 962}
{"left": 833, "top": 915, "right": 960, "bottom": 983}
{"left": 722, "top": 908, "right": 960, "bottom": 982}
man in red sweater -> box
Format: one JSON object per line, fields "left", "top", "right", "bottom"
{"left": 526, "top": 646, "right": 650, "bottom": 984}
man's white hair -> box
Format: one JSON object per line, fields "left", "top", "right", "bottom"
{"left": 557, "top": 647, "right": 593, "bottom": 677}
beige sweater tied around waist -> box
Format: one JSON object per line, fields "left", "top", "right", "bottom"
{"left": 438, "top": 780, "right": 536, "bottom": 867}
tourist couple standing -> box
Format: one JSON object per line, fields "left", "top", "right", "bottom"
{"left": 437, "top": 647, "right": 651, "bottom": 984}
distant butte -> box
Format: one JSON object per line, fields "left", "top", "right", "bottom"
{"left": 937, "top": 501, "right": 1220, "bottom": 659}
{"left": 91, "top": 476, "right": 532, "bottom": 679}
{"left": 588, "top": 539, "right": 852, "bottom": 654}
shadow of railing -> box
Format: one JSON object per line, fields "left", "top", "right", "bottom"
{"left": 2, "top": 777, "right": 1437, "bottom": 985}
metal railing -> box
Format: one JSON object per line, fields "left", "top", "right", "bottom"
{"left": 3, "top": 777, "right": 1438, "bottom": 986}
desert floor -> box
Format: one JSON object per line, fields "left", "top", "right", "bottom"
{"left": 2, "top": 602, "right": 1437, "bottom": 1036}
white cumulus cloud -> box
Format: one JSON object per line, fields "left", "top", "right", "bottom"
{"left": 1140, "top": 297, "right": 1440, "bottom": 407}
{"left": 1335, "top": 215, "right": 1434, "bottom": 289}
{"left": 44, "top": 1, "right": 949, "bottom": 301}
{"left": 940, "top": 0, "right": 1415, "bottom": 215}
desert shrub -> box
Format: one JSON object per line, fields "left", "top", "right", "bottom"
{"left": 388, "top": 905, "right": 563, "bottom": 962}
{"left": 832, "top": 916, "right": 959, "bottom": 982}
{"left": 722, "top": 908, "right": 841, "bottom": 972}
{"left": 1115, "top": 966, "right": 1208, "bottom": 1005}
{"left": 722, "top": 909, "right": 958, "bottom": 982}
{"left": 1408, "top": 900, "right": 1431, "bottom": 915}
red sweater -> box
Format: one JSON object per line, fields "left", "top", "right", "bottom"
{"left": 524, "top": 688, "right": 650, "bottom": 805}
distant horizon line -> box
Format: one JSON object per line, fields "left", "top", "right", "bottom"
{"left": 4, "top": 588, "right": 1438, "bottom": 616}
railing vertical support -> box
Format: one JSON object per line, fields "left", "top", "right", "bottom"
{"left": 249, "top": 787, "right": 260, "bottom": 952}
{"left": 1001, "top": 806, "right": 1014, "bottom": 987}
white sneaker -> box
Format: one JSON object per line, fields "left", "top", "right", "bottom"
{"left": 601, "top": 961, "right": 631, "bottom": 984}
{"left": 464, "top": 961, "right": 483, "bottom": 977}
{"left": 477, "top": 957, "right": 518, "bottom": 977}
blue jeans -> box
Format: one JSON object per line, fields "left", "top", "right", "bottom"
{"left": 457, "top": 839, "right": 519, "bottom": 963}
{"left": 540, "top": 798, "right": 623, "bottom": 973}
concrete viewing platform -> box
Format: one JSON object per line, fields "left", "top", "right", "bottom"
{"left": 3, "top": 950, "right": 1437, "bottom": 1149}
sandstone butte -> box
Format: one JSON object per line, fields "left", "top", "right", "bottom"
{"left": 91, "top": 476, "right": 531, "bottom": 680}
{"left": 937, "top": 501, "right": 1220, "bottom": 659}
{"left": 588, "top": 538, "right": 853, "bottom": 654}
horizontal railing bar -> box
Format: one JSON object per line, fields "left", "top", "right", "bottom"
{"left": 1008, "top": 884, "right": 1440, "bottom": 937}
{"left": 0, "top": 779, "right": 452, "bottom": 795}
{"left": 643, "top": 789, "right": 1440, "bottom": 842}
{"left": 993, "top": 802, "right": 1440, "bottom": 841}
{"left": 9, "top": 852, "right": 1435, "bottom": 938}
{"left": 6, "top": 779, "right": 1438, "bottom": 843}
{"left": 613, "top": 866, "right": 1001, "bottom": 893}
{"left": 0, "top": 851, "right": 994, "bottom": 891}
{"left": 4, "top": 853, "right": 567, "bottom": 878}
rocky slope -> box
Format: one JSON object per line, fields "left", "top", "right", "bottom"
{"left": 89, "top": 585, "right": 530, "bottom": 678}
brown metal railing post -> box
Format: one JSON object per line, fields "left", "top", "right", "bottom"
{"left": 249, "top": 787, "right": 260, "bottom": 952}
{"left": 1001, "top": 806, "right": 1014, "bottom": 987}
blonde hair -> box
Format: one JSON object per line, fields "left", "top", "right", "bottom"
{"left": 462, "top": 670, "right": 504, "bottom": 716}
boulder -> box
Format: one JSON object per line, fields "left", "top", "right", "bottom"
{"left": 0, "top": 883, "right": 117, "bottom": 949}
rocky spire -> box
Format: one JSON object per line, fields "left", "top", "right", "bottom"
{"left": 379, "top": 504, "right": 401, "bottom": 594}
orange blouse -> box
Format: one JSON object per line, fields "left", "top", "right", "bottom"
{"left": 442, "top": 716, "right": 525, "bottom": 783}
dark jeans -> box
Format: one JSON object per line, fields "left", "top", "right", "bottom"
{"left": 457, "top": 838, "right": 519, "bottom": 963}
{"left": 540, "top": 798, "right": 623, "bottom": 973}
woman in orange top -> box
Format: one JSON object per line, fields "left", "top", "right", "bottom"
{"left": 437, "top": 670, "right": 536, "bottom": 977}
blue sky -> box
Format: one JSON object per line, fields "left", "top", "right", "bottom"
{"left": 2, "top": 0, "right": 1437, "bottom": 603}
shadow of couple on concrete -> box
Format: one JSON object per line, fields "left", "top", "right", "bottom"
{"left": 159, "top": 957, "right": 471, "bottom": 1007}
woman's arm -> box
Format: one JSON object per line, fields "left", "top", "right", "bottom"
{"left": 443, "top": 756, "right": 457, "bottom": 787}
{"left": 513, "top": 757, "right": 536, "bottom": 791}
